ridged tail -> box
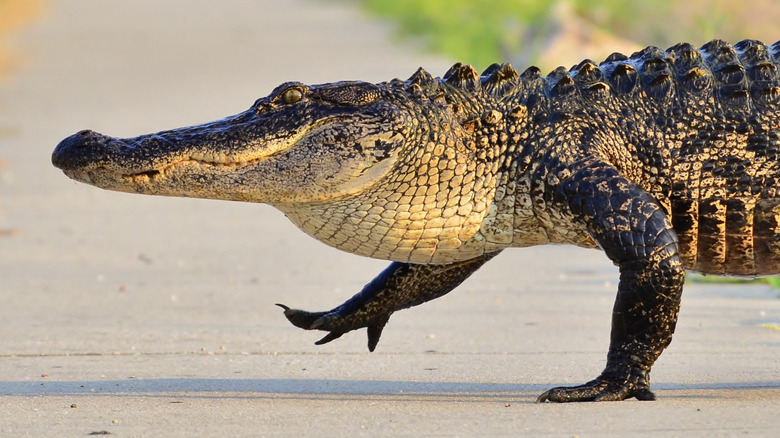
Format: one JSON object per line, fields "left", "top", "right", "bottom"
{"left": 672, "top": 198, "right": 780, "bottom": 276}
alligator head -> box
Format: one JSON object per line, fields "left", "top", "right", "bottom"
{"left": 53, "top": 81, "right": 423, "bottom": 204}
{"left": 52, "top": 71, "right": 508, "bottom": 263}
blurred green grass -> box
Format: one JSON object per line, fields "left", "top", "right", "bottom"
{"left": 689, "top": 274, "right": 780, "bottom": 290}
{"left": 336, "top": 0, "right": 780, "bottom": 69}
{"left": 352, "top": 0, "right": 675, "bottom": 67}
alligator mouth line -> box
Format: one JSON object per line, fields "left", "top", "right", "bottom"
{"left": 121, "top": 155, "right": 267, "bottom": 183}
{"left": 134, "top": 169, "right": 161, "bottom": 178}
{"left": 118, "top": 117, "right": 349, "bottom": 183}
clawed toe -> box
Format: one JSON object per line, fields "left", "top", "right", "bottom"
{"left": 275, "top": 303, "right": 391, "bottom": 351}
{"left": 314, "top": 330, "right": 345, "bottom": 345}
{"left": 536, "top": 379, "right": 655, "bottom": 403}
{"left": 275, "top": 303, "right": 327, "bottom": 330}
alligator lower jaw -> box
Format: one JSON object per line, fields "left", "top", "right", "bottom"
{"left": 61, "top": 162, "right": 176, "bottom": 191}
{"left": 120, "top": 160, "right": 188, "bottom": 184}
{"left": 60, "top": 168, "right": 132, "bottom": 194}
{"left": 60, "top": 156, "right": 264, "bottom": 198}
{"left": 110, "top": 158, "right": 258, "bottom": 185}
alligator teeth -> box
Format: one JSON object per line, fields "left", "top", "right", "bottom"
{"left": 67, "top": 170, "right": 91, "bottom": 184}
{"left": 188, "top": 151, "right": 256, "bottom": 167}
{"left": 190, "top": 151, "right": 219, "bottom": 164}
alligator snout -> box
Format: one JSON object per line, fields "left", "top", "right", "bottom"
{"left": 51, "top": 129, "right": 115, "bottom": 171}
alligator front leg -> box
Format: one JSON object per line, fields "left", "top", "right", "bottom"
{"left": 537, "top": 161, "right": 684, "bottom": 402}
{"left": 278, "top": 251, "right": 500, "bottom": 351}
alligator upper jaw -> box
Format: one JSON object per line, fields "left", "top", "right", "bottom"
{"left": 51, "top": 111, "right": 318, "bottom": 187}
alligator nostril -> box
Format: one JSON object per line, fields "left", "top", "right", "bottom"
{"left": 52, "top": 130, "right": 108, "bottom": 169}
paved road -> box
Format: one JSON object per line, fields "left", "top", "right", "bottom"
{"left": 1, "top": 1, "right": 779, "bottom": 436}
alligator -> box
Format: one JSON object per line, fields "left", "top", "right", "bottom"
{"left": 52, "top": 38, "right": 780, "bottom": 402}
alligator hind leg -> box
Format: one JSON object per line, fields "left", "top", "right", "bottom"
{"left": 278, "top": 251, "right": 500, "bottom": 351}
{"left": 537, "top": 161, "right": 685, "bottom": 402}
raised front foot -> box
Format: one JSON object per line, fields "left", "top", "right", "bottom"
{"left": 276, "top": 304, "right": 390, "bottom": 351}
{"left": 536, "top": 373, "right": 656, "bottom": 403}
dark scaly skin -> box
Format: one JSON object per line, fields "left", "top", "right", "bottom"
{"left": 278, "top": 251, "right": 500, "bottom": 351}
{"left": 537, "top": 160, "right": 684, "bottom": 401}
{"left": 51, "top": 39, "right": 780, "bottom": 402}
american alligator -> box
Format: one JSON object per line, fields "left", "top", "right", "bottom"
{"left": 52, "top": 38, "right": 780, "bottom": 402}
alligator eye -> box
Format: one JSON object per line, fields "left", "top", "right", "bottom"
{"left": 281, "top": 88, "right": 303, "bottom": 104}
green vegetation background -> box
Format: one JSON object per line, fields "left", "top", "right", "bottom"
{"left": 335, "top": 0, "right": 779, "bottom": 69}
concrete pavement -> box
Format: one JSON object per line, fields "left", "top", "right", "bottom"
{"left": 1, "top": 1, "right": 779, "bottom": 436}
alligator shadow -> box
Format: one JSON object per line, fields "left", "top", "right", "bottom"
{"left": 0, "top": 378, "right": 541, "bottom": 402}
{"left": 1, "top": 378, "right": 779, "bottom": 402}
